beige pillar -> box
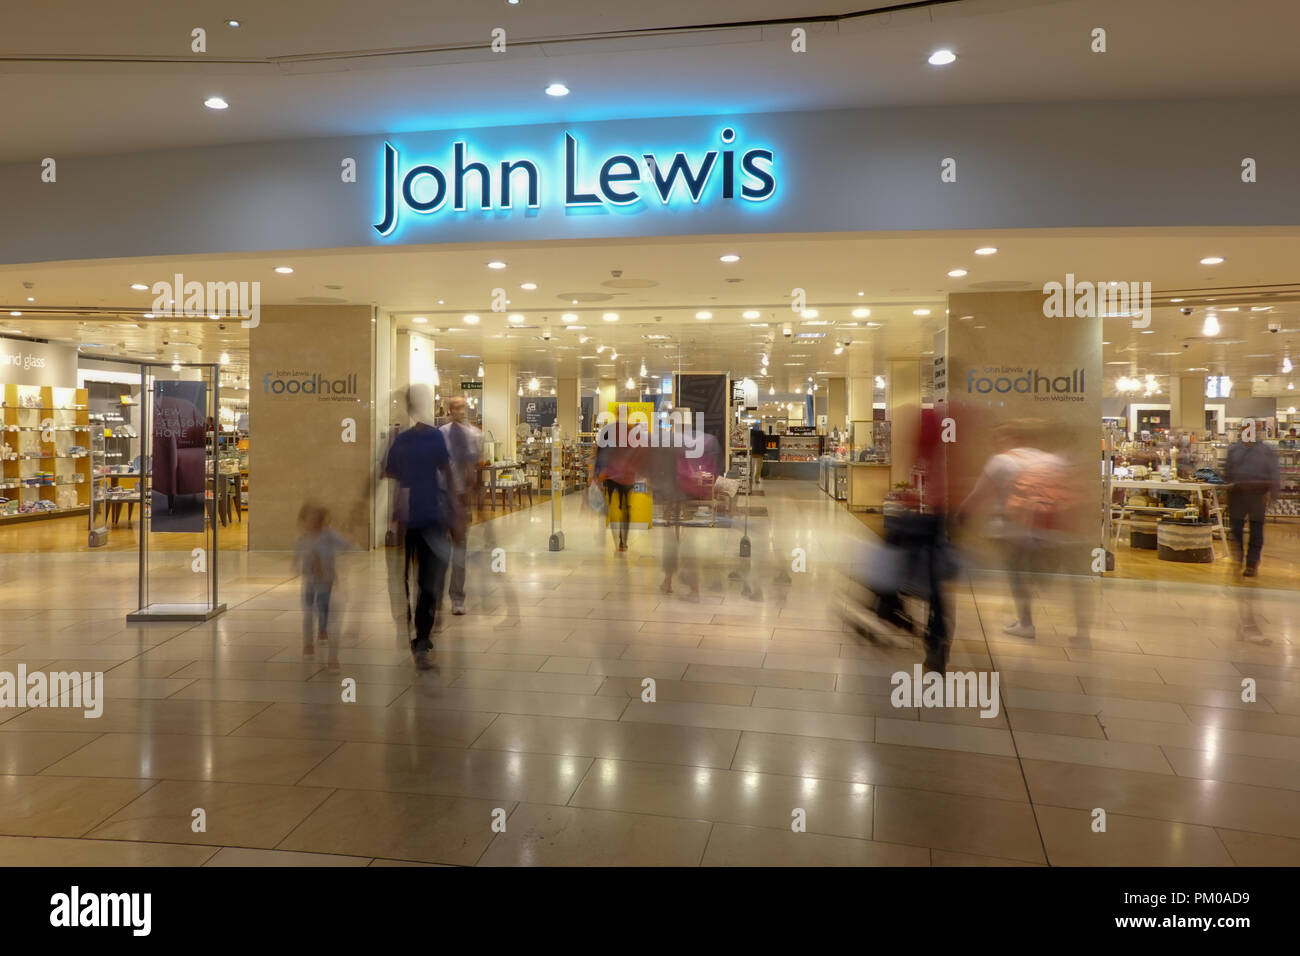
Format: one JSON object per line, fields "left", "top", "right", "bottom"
{"left": 483, "top": 361, "right": 519, "bottom": 460}
{"left": 947, "top": 290, "right": 1101, "bottom": 572}
{"left": 887, "top": 359, "right": 921, "bottom": 488}
{"left": 598, "top": 378, "right": 616, "bottom": 413}
{"left": 1171, "top": 375, "right": 1206, "bottom": 431}
{"left": 557, "top": 377, "right": 578, "bottom": 439}
{"left": 827, "top": 377, "right": 847, "bottom": 432}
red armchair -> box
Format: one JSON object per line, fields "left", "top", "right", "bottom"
{"left": 152, "top": 396, "right": 207, "bottom": 513}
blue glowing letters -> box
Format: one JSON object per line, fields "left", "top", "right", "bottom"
{"left": 374, "top": 128, "right": 776, "bottom": 236}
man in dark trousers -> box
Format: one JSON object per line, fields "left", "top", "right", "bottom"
{"left": 384, "top": 385, "right": 459, "bottom": 669}
{"left": 749, "top": 421, "right": 767, "bottom": 491}
{"left": 1225, "top": 425, "right": 1281, "bottom": 577}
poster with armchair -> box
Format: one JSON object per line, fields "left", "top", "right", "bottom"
{"left": 151, "top": 380, "right": 208, "bottom": 533}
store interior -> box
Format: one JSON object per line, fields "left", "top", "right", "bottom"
{"left": 2, "top": 228, "right": 1298, "bottom": 587}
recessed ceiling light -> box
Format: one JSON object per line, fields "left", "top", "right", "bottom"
{"left": 928, "top": 49, "right": 957, "bottom": 66}
{"left": 947, "top": 269, "right": 968, "bottom": 278}
{"left": 274, "top": 266, "right": 293, "bottom": 274}
{"left": 545, "top": 82, "right": 569, "bottom": 96}
{"left": 508, "top": 314, "right": 524, "bottom": 324}
{"left": 520, "top": 282, "right": 537, "bottom": 290}
{"left": 560, "top": 313, "right": 578, "bottom": 323}
{"left": 851, "top": 308, "right": 871, "bottom": 319}
{"left": 974, "top": 247, "right": 997, "bottom": 256}
{"left": 487, "top": 260, "right": 507, "bottom": 270}
{"left": 602, "top": 312, "right": 619, "bottom": 322}
{"left": 8, "top": 311, "right": 20, "bottom": 317}
{"left": 130, "top": 283, "right": 149, "bottom": 291}
{"left": 204, "top": 96, "right": 229, "bottom": 110}
{"left": 742, "top": 310, "right": 760, "bottom": 319}
{"left": 695, "top": 311, "right": 712, "bottom": 320}
{"left": 143, "top": 313, "right": 155, "bottom": 319}
{"left": 226, "top": 19, "right": 241, "bottom": 28}
{"left": 1139, "top": 330, "right": 1156, "bottom": 334}
{"left": 463, "top": 314, "right": 480, "bottom": 325}
{"left": 1200, "top": 256, "right": 1224, "bottom": 265}
{"left": 412, "top": 316, "right": 428, "bottom": 324}
{"left": 913, "top": 309, "right": 931, "bottom": 316}
{"left": 719, "top": 254, "right": 741, "bottom": 263}
{"left": 857, "top": 291, "right": 865, "bottom": 297}
{"left": 219, "top": 352, "right": 230, "bottom": 364}
{"left": 24, "top": 297, "right": 33, "bottom": 303}
{"left": 1169, "top": 298, "right": 1184, "bottom": 303}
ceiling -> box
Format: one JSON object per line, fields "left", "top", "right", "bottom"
{"left": 3, "top": 0, "right": 1300, "bottom": 162}
{"left": 2, "top": 227, "right": 1298, "bottom": 394}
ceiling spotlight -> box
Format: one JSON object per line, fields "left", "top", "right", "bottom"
{"left": 851, "top": 308, "right": 871, "bottom": 319}
{"left": 219, "top": 352, "right": 230, "bottom": 364}
{"left": 487, "top": 260, "right": 507, "bottom": 270}
{"left": 801, "top": 309, "right": 819, "bottom": 319}
{"left": 528, "top": 377, "right": 539, "bottom": 391}
{"left": 25, "top": 297, "right": 33, "bottom": 303}
{"left": 625, "top": 377, "right": 636, "bottom": 390}
{"left": 913, "top": 309, "right": 931, "bottom": 316}
{"left": 560, "top": 313, "right": 578, "bottom": 323}
{"left": 517, "top": 385, "right": 523, "bottom": 396}
{"left": 1202, "top": 313, "right": 1220, "bottom": 336}
{"left": 857, "top": 291, "right": 865, "bottom": 297}
{"left": 768, "top": 385, "right": 775, "bottom": 395}
{"left": 742, "top": 310, "right": 760, "bottom": 319}
{"left": 928, "top": 49, "right": 957, "bottom": 66}
{"left": 1200, "top": 256, "right": 1225, "bottom": 265}
{"left": 640, "top": 361, "right": 648, "bottom": 377}
{"left": 130, "top": 283, "right": 149, "bottom": 291}
{"left": 463, "top": 314, "right": 480, "bottom": 324}
{"left": 520, "top": 282, "right": 537, "bottom": 290}
{"left": 545, "top": 82, "right": 569, "bottom": 97}
{"left": 274, "top": 266, "right": 293, "bottom": 274}
{"left": 8, "top": 311, "right": 21, "bottom": 317}
{"left": 602, "top": 312, "right": 619, "bottom": 322}
{"left": 203, "top": 96, "right": 229, "bottom": 110}
{"left": 507, "top": 313, "right": 526, "bottom": 324}
{"left": 143, "top": 313, "right": 155, "bottom": 319}
{"left": 1285, "top": 357, "right": 1295, "bottom": 374}
{"left": 947, "top": 269, "right": 968, "bottom": 278}
{"left": 974, "top": 247, "right": 997, "bottom": 256}
{"left": 695, "top": 311, "right": 712, "bottom": 320}
{"left": 226, "top": 19, "right": 241, "bottom": 28}
{"left": 719, "top": 254, "right": 741, "bottom": 263}
{"left": 610, "top": 350, "right": 618, "bottom": 360}
{"left": 834, "top": 346, "right": 844, "bottom": 355}
{"left": 412, "top": 316, "right": 428, "bottom": 324}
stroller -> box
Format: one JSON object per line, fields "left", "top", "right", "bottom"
{"left": 842, "top": 492, "right": 958, "bottom": 670}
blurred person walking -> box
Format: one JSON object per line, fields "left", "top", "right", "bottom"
{"left": 749, "top": 420, "right": 766, "bottom": 491}
{"left": 440, "top": 395, "right": 482, "bottom": 615}
{"left": 1225, "top": 427, "right": 1280, "bottom": 577}
{"left": 294, "top": 502, "right": 350, "bottom": 671}
{"left": 384, "top": 384, "right": 459, "bottom": 670}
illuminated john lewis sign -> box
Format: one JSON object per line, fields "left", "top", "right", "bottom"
{"left": 374, "top": 127, "right": 776, "bottom": 236}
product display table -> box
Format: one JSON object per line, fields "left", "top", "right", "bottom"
{"left": 1110, "top": 479, "right": 1227, "bottom": 559}
{"left": 483, "top": 461, "right": 520, "bottom": 511}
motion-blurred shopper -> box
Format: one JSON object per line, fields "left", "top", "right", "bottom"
{"left": 294, "top": 502, "right": 349, "bottom": 670}
{"left": 1225, "top": 428, "right": 1280, "bottom": 577}
{"left": 749, "top": 421, "right": 766, "bottom": 490}
{"left": 440, "top": 396, "right": 482, "bottom": 614}
{"left": 857, "top": 410, "right": 955, "bottom": 673}
{"left": 384, "top": 384, "right": 458, "bottom": 670}
{"left": 958, "top": 419, "right": 1091, "bottom": 641}
{"left": 594, "top": 441, "right": 642, "bottom": 553}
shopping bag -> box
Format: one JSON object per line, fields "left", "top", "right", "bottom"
{"left": 586, "top": 481, "right": 607, "bottom": 514}
{"left": 861, "top": 542, "right": 908, "bottom": 595}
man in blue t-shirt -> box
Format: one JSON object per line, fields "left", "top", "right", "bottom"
{"left": 384, "top": 385, "right": 459, "bottom": 668}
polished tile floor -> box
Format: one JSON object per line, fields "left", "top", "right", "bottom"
{"left": 0, "top": 481, "right": 1297, "bottom": 866}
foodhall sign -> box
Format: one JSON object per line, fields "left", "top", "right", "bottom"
{"left": 375, "top": 127, "right": 777, "bottom": 237}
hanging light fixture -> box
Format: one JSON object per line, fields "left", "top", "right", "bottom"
{"left": 1284, "top": 357, "right": 1294, "bottom": 374}
{"left": 1202, "top": 312, "right": 1220, "bottom": 336}
{"left": 768, "top": 385, "right": 775, "bottom": 395}
{"left": 528, "top": 377, "right": 539, "bottom": 391}
{"left": 640, "top": 359, "right": 648, "bottom": 377}
{"left": 477, "top": 363, "right": 484, "bottom": 377}
{"left": 625, "top": 377, "right": 636, "bottom": 390}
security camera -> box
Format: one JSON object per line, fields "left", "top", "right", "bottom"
{"left": 1179, "top": 307, "right": 1193, "bottom": 316}
{"left": 218, "top": 323, "right": 226, "bottom": 330}
{"left": 162, "top": 339, "right": 169, "bottom": 345}
{"left": 1268, "top": 321, "right": 1282, "bottom": 333}
{"left": 1182, "top": 342, "right": 1191, "bottom": 349}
